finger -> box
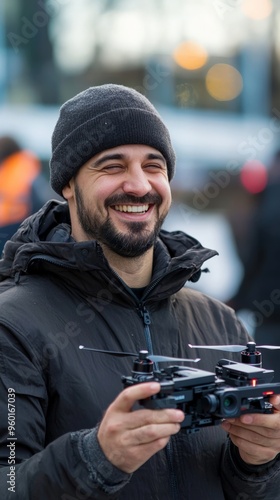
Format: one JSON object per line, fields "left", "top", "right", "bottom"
{"left": 112, "top": 382, "right": 161, "bottom": 413}
{"left": 131, "top": 421, "right": 182, "bottom": 446}
{"left": 270, "top": 394, "right": 280, "bottom": 411}
{"left": 123, "top": 407, "right": 185, "bottom": 430}
{"left": 221, "top": 421, "right": 280, "bottom": 463}
{"left": 224, "top": 422, "right": 275, "bottom": 447}
{"left": 221, "top": 419, "right": 280, "bottom": 440}
{"left": 221, "top": 418, "right": 280, "bottom": 442}
{"left": 103, "top": 404, "right": 185, "bottom": 436}
{"left": 223, "top": 410, "right": 280, "bottom": 431}
{"left": 240, "top": 411, "right": 280, "bottom": 431}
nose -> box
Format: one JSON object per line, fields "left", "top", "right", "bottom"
{"left": 122, "top": 164, "right": 152, "bottom": 196}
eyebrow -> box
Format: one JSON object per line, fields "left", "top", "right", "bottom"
{"left": 90, "top": 152, "right": 166, "bottom": 168}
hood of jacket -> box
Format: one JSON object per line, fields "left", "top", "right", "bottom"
{"left": 0, "top": 200, "right": 218, "bottom": 299}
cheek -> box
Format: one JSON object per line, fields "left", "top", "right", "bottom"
{"left": 79, "top": 180, "right": 107, "bottom": 206}
{"left": 89, "top": 177, "right": 119, "bottom": 201}
{"left": 158, "top": 181, "right": 172, "bottom": 208}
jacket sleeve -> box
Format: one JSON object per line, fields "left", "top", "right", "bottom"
{"left": 220, "top": 434, "right": 280, "bottom": 499}
{"left": 0, "top": 325, "right": 130, "bottom": 499}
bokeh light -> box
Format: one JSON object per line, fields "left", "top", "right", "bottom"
{"left": 241, "top": 0, "right": 273, "bottom": 20}
{"left": 205, "top": 64, "right": 243, "bottom": 101}
{"left": 240, "top": 160, "right": 268, "bottom": 194}
{"left": 173, "top": 41, "right": 208, "bottom": 70}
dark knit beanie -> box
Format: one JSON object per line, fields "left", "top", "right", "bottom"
{"left": 50, "top": 84, "right": 176, "bottom": 196}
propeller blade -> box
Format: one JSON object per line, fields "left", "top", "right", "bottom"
{"left": 150, "top": 355, "right": 200, "bottom": 363}
{"left": 189, "top": 343, "right": 280, "bottom": 352}
{"left": 79, "top": 346, "right": 200, "bottom": 363}
{"left": 188, "top": 344, "right": 247, "bottom": 353}
{"left": 79, "top": 346, "right": 136, "bottom": 357}
{"left": 257, "top": 345, "right": 280, "bottom": 350}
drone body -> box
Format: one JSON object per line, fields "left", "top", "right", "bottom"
{"left": 80, "top": 342, "right": 280, "bottom": 433}
{"left": 121, "top": 349, "right": 280, "bottom": 433}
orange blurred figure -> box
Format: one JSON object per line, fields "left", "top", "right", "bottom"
{"left": 0, "top": 136, "right": 54, "bottom": 254}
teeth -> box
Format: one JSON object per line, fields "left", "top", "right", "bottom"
{"left": 114, "top": 204, "right": 149, "bottom": 213}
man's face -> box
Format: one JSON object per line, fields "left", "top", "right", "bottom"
{"left": 63, "top": 144, "right": 172, "bottom": 258}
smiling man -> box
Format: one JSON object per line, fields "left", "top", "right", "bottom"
{"left": 0, "top": 84, "right": 280, "bottom": 500}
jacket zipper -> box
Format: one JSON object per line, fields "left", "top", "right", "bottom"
{"left": 138, "top": 302, "right": 178, "bottom": 500}
{"left": 24, "top": 255, "right": 76, "bottom": 273}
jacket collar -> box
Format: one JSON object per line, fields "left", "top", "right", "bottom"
{"left": 0, "top": 200, "right": 218, "bottom": 299}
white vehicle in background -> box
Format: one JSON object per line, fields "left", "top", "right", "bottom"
{"left": 164, "top": 203, "right": 256, "bottom": 336}
{"left": 163, "top": 202, "right": 243, "bottom": 303}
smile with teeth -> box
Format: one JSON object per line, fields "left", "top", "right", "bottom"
{"left": 113, "top": 204, "right": 150, "bottom": 213}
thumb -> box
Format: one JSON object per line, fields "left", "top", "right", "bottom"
{"left": 270, "top": 394, "right": 280, "bottom": 411}
{"left": 114, "top": 382, "right": 161, "bottom": 413}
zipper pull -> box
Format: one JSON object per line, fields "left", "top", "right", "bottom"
{"left": 142, "top": 307, "right": 151, "bottom": 327}
{"left": 139, "top": 305, "right": 159, "bottom": 370}
{"left": 139, "top": 305, "right": 153, "bottom": 355}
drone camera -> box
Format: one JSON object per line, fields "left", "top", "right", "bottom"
{"left": 201, "top": 391, "right": 239, "bottom": 417}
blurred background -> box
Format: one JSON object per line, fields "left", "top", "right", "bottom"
{"left": 1, "top": 0, "right": 280, "bottom": 328}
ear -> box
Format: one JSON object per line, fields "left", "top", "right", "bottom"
{"left": 62, "top": 179, "right": 74, "bottom": 200}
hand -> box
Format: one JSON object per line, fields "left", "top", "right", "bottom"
{"left": 97, "top": 382, "right": 185, "bottom": 473}
{"left": 221, "top": 395, "right": 280, "bottom": 465}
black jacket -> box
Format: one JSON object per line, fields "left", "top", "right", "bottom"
{"left": 0, "top": 200, "right": 279, "bottom": 500}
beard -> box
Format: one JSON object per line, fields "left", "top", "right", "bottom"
{"left": 74, "top": 184, "right": 168, "bottom": 258}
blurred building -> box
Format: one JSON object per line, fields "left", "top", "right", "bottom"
{"left": 1, "top": 1, "right": 280, "bottom": 166}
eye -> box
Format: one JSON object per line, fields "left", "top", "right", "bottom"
{"left": 101, "top": 164, "right": 124, "bottom": 173}
{"left": 144, "top": 163, "right": 166, "bottom": 173}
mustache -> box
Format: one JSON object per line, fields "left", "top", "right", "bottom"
{"left": 105, "top": 193, "right": 162, "bottom": 208}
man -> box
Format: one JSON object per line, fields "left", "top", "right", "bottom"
{"left": 0, "top": 84, "right": 279, "bottom": 499}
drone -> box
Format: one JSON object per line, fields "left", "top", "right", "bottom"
{"left": 79, "top": 341, "right": 280, "bottom": 433}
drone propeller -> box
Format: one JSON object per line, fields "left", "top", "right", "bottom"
{"left": 79, "top": 346, "right": 136, "bottom": 357}
{"left": 79, "top": 346, "right": 200, "bottom": 363}
{"left": 143, "top": 354, "right": 200, "bottom": 363}
{"left": 188, "top": 342, "right": 280, "bottom": 353}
